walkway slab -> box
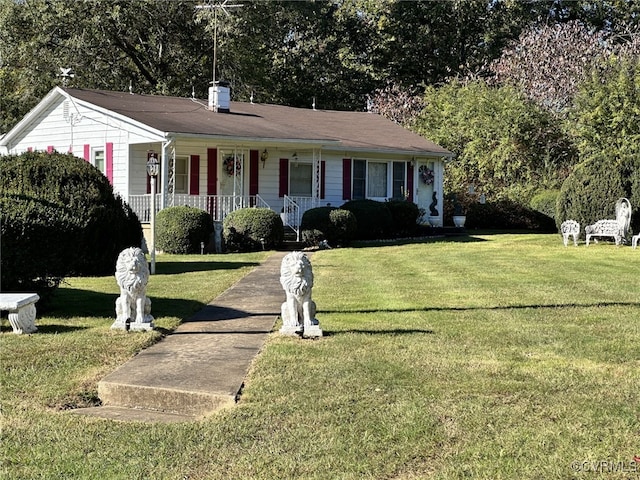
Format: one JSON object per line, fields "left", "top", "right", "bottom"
{"left": 74, "top": 251, "right": 287, "bottom": 422}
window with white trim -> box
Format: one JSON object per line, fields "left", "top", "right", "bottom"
{"left": 352, "top": 159, "right": 407, "bottom": 200}
{"left": 289, "top": 162, "right": 313, "bottom": 197}
{"left": 93, "top": 149, "right": 105, "bottom": 174}
{"left": 174, "top": 155, "right": 188, "bottom": 194}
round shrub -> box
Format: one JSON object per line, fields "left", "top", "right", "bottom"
{"left": 156, "top": 206, "right": 214, "bottom": 254}
{"left": 340, "top": 199, "right": 393, "bottom": 240}
{"left": 556, "top": 151, "right": 635, "bottom": 232}
{"left": 300, "top": 207, "right": 357, "bottom": 247}
{"left": 328, "top": 209, "right": 357, "bottom": 245}
{"left": 223, "top": 208, "right": 283, "bottom": 252}
{"left": 0, "top": 151, "right": 142, "bottom": 299}
{"left": 386, "top": 200, "right": 419, "bottom": 236}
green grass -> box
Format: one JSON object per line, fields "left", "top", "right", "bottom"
{"left": 1, "top": 235, "right": 639, "bottom": 479}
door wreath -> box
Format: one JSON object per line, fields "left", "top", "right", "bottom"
{"left": 419, "top": 165, "right": 434, "bottom": 185}
{"left": 223, "top": 155, "right": 242, "bottom": 176}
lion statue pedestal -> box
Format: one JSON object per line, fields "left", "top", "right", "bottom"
{"left": 111, "top": 247, "right": 154, "bottom": 332}
{"left": 279, "top": 251, "right": 322, "bottom": 338}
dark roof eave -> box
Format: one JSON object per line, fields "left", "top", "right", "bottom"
{"left": 321, "top": 145, "right": 453, "bottom": 158}
{"left": 164, "top": 131, "right": 340, "bottom": 146}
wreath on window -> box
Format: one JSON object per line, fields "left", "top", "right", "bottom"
{"left": 419, "top": 165, "right": 434, "bottom": 185}
{"left": 223, "top": 155, "right": 241, "bottom": 176}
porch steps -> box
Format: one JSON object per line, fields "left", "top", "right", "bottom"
{"left": 281, "top": 226, "right": 306, "bottom": 251}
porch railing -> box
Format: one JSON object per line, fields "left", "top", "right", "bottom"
{"left": 129, "top": 194, "right": 270, "bottom": 223}
{"left": 282, "top": 195, "right": 320, "bottom": 241}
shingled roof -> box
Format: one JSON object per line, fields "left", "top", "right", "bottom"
{"left": 63, "top": 88, "right": 451, "bottom": 156}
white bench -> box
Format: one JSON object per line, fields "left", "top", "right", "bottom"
{"left": 585, "top": 220, "right": 624, "bottom": 246}
{"left": 0, "top": 293, "right": 40, "bottom": 334}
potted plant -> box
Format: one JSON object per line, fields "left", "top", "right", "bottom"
{"left": 452, "top": 196, "right": 466, "bottom": 228}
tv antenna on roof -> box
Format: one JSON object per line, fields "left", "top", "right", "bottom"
{"left": 196, "top": 0, "right": 243, "bottom": 86}
{"left": 58, "top": 67, "right": 74, "bottom": 87}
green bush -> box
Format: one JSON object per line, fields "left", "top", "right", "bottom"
{"left": 300, "top": 207, "right": 357, "bottom": 247}
{"left": 0, "top": 151, "right": 142, "bottom": 300}
{"left": 530, "top": 190, "right": 559, "bottom": 219}
{"left": 341, "top": 199, "right": 394, "bottom": 240}
{"left": 223, "top": 208, "right": 283, "bottom": 252}
{"left": 386, "top": 200, "right": 419, "bottom": 236}
{"left": 465, "top": 199, "right": 556, "bottom": 231}
{"left": 156, "top": 206, "right": 214, "bottom": 254}
{"left": 556, "top": 152, "right": 634, "bottom": 232}
{"left": 442, "top": 192, "right": 554, "bottom": 231}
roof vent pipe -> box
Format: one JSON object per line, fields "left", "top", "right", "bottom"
{"left": 208, "top": 81, "right": 230, "bottom": 113}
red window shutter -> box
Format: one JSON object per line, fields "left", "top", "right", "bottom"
{"left": 279, "top": 158, "right": 289, "bottom": 197}
{"left": 189, "top": 155, "right": 200, "bottom": 195}
{"left": 207, "top": 148, "right": 217, "bottom": 195}
{"left": 83, "top": 144, "right": 90, "bottom": 161}
{"left": 249, "top": 150, "right": 259, "bottom": 196}
{"left": 47, "top": 145, "right": 54, "bottom": 154}
{"left": 321, "top": 160, "right": 326, "bottom": 199}
{"left": 407, "top": 161, "right": 414, "bottom": 202}
{"left": 106, "top": 143, "right": 113, "bottom": 184}
{"left": 342, "top": 158, "right": 352, "bottom": 200}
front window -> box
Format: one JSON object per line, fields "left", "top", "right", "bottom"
{"left": 392, "top": 162, "right": 406, "bottom": 199}
{"left": 352, "top": 159, "right": 407, "bottom": 200}
{"left": 174, "top": 156, "right": 188, "bottom": 194}
{"left": 289, "top": 163, "right": 313, "bottom": 196}
{"left": 368, "top": 162, "right": 388, "bottom": 198}
{"left": 93, "top": 149, "right": 105, "bottom": 174}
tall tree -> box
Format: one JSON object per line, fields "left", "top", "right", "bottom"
{"left": 414, "top": 80, "right": 575, "bottom": 201}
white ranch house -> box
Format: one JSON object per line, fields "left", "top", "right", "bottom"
{"left": 0, "top": 87, "right": 452, "bottom": 238}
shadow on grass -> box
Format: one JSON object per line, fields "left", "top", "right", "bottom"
{"left": 320, "top": 301, "right": 640, "bottom": 314}
{"left": 323, "top": 328, "right": 435, "bottom": 337}
{"left": 153, "top": 260, "right": 260, "bottom": 275}
{"left": 46, "top": 288, "right": 206, "bottom": 321}
{"left": 350, "top": 235, "right": 488, "bottom": 248}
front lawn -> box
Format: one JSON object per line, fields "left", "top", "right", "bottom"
{"left": 1, "top": 235, "right": 638, "bottom": 479}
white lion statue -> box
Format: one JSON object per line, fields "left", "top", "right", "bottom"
{"left": 111, "top": 247, "right": 154, "bottom": 331}
{"left": 279, "top": 251, "right": 322, "bottom": 338}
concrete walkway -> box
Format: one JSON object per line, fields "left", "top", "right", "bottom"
{"left": 74, "top": 251, "right": 287, "bottom": 423}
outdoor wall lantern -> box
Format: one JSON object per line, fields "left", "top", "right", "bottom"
{"left": 146, "top": 152, "right": 160, "bottom": 275}
{"left": 261, "top": 149, "right": 268, "bottom": 168}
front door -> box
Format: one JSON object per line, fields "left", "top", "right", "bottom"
{"left": 415, "top": 161, "right": 440, "bottom": 226}
{"left": 220, "top": 150, "right": 245, "bottom": 199}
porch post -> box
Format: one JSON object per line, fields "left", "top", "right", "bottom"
{"left": 313, "top": 148, "right": 321, "bottom": 203}
{"left": 160, "top": 138, "right": 173, "bottom": 210}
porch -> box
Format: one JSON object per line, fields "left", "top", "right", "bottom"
{"left": 129, "top": 194, "right": 320, "bottom": 241}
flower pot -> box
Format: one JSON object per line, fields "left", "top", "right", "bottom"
{"left": 427, "top": 216, "right": 441, "bottom": 227}
{"left": 453, "top": 215, "right": 466, "bottom": 228}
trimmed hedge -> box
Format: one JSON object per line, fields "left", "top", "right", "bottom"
{"left": 442, "top": 192, "right": 555, "bottom": 231}
{"left": 300, "top": 207, "right": 357, "bottom": 247}
{"left": 0, "top": 151, "right": 142, "bottom": 299}
{"left": 465, "top": 200, "right": 556, "bottom": 231}
{"left": 156, "top": 206, "right": 214, "bottom": 254}
{"left": 341, "top": 199, "right": 393, "bottom": 240}
{"left": 386, "top": 200, "right": 420, "bottom": 236}
{"left": 223, "top": 208, "right": 283, "bottom": 252}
